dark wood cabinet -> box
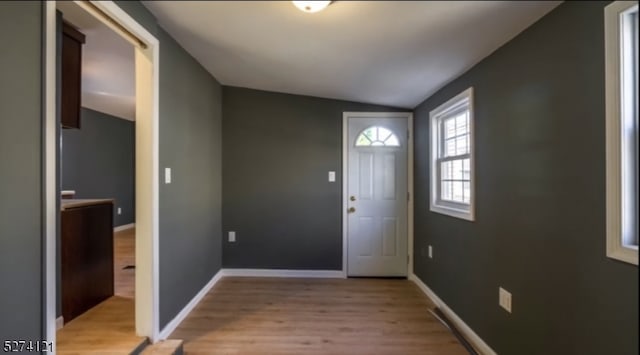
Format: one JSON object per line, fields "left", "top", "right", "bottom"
{"left": 61, "top": 21, "right": 85, "bottom": 129}
{"left": 61, "top": 201, "right": 114, "bottom": 323}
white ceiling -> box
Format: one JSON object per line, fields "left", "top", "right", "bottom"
{"left": 143, "top": 1, "right": 560, "bottom": 109}
{"left": 56, "top": 1, "right": 136, "bottom": 121}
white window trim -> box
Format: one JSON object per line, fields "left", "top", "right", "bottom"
{"left": 605, "top": 1, "right": 638, "bottom": 265}
{"left": 430, "top": 87, "right": 475, "bottom": 221}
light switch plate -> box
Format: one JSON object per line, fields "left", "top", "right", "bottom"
{"left": 499, "top": 287, "right": 512, "bottom": 313}
{"left": 117, "top": 207, "right": 122, "bottom": 215}
{"left": 229, "top": 231, "right": 236, "bottom": 242}
{"left": 428, "top": 245, "right": 433, "bottom": 259}
{"left": 165, "top": 168, "right": 172, "bottom": 184}
{"left": 328, "top": 171, "right": 336, "bottom": 182}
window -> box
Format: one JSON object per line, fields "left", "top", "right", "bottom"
{"left": 355, "top": 126, "right": 400, "bottom": 147}
{"left": 430, "top": 87, "right": 474, "bottom": 221}
{"left": 605, "top": 1, "right": 638, "bottom": 265}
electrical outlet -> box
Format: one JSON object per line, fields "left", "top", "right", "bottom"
{"left": 328, "top": 171, "right": 335, "bottom": 182}
{"left": 228, "top": 231, "right": 236, "bottom": 243}
{"left": 428, "top": 245, "right": 433, "bottom": 259}
{"left": 499, "top": 287, "right": 512, "bottom": 313}
{"left": 117, "top": 207, "right": 122, "bottom": 215}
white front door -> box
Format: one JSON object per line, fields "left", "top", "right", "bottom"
{"left": 346, "top": 115, "right": 408, "bottom": 277}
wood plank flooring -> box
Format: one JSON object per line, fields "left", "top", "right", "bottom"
{"left": 57, "top": 228, "right": 138, "bottom": 354}
{"left": 114, "top": 227, "right": 135, "bottom": 299}
{"left": 56, "top": 296, "right": 146, "bottom": 355}
{"left": 169, "top": 277, "right": 468, "bottom": 355}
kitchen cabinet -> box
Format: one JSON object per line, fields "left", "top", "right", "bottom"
{"left": 61, "top": 199, "right": 114, "bottom": 323}
{"left": 61, "top": 21, "right": 85, "bottom": 129}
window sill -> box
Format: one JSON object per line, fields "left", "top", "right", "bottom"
{"left": 430, "top": 203, "right": 474, "bottom": 221}
{"left": 607, "top": 244, "right": 639, "bottom": 266}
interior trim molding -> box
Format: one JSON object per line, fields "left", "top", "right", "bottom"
{"left": 222, "top": 268, "right": 345, "bottom": 278}
{"left": 114, "top": 223, "right": 135, "bottom": 232}
{"left": 158, "top": 269, "right": 225, "bottom": 340}
{"left": 409, "top": 274, "right": 497, "bottom": 355}
{"left": 56, "top": 316, "right": 64, "bottom": 330}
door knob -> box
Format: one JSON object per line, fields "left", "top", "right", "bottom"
{"left": 350, "top": 196, "right": 356, "bottom": 201}
{"left": 348, "top": 207, "right": 356, "bottom": 213}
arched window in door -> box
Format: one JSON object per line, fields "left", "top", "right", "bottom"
{"left": 355, "top": 126, "right": 400, "bottom": 147}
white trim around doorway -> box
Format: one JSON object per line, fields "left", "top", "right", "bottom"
{"left": 44, "top": 0, "right": 161, "bottom": 349}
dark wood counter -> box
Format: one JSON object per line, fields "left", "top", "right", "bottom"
{"left": 61, "top": 199, "right": 114, "bottom": 323}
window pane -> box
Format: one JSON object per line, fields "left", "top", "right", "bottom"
{"left": 455, "top": 112, "right": 469, "bottom": 136}
{"left": 356, "top": 135, "right": 371, "bottom": 146}
{"left": 441, "top": 181, "right": 452, "bottom": 201}
{"left": 444, "top": 117, "right": 456, "bottom": 139}
{"left": 455, "top": 135, "right": 468, "bottom": 155}
{"left": 439, "top": 158, "right": 470, "bottom": 205}
{"left": 441, "top": 160, "right": 451, "bottom": 180}
{"left": 356, "top": 126, "right": 400, "bottom": 147}
{"left": 463, "top": 158, "right": 471, "bottom": 180}
{"left": 385, "top": 135, "right": 399, "bottom": 146}
{"left": 378, "top": 127, "right": 392, "bottom": 142}
{"left": 445, "top": 138, "right": 456, "bottom": 156}
{"left": 451, "top": 181, "right": 464, "bottom": 202}
{"left": 463, "top": 181, "right": 471, "bottom": 204}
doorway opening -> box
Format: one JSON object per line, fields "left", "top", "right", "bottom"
{"left": 342, "top": 112, "right": 414, "bottom": 277}
{"left": 44, "top": 1, "right": 160, "bottom": 352}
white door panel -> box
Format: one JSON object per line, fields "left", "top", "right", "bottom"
{"left": 347, "top": 117, "right": 408, "bottom": 277}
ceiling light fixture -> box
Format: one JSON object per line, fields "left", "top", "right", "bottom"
{"left": 292, "top": 1, "right": 332, "bottom": 13}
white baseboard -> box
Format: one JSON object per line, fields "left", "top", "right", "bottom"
{"left": 56, "top": 316, "right": 64, "bottom": 330}
{"left": 409, "top": 274, "right": 497, "bottom": 355}
{"left": 221, "top": 268, "right": 345, "bottom": 278}
{"left": 158, "top": 269, "right": 224, "bottom": 340}
{"left": 114, "top": 223, "right": 135, "bottom": 232}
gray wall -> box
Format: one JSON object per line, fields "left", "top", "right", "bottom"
{"left": 158, "top": 28, "right": 223, "bottom": 328}
{"left": 0, "top": 1, "right": 44, "bottom": 345}
{"left": 1, "top": 0, "right": 223, "bottom": 341}
{"left": 222, "top": 87, "right": 406, "bottom": 269}
{"left": 413, "top": 2, "right": 638, "bottom": 354}
{"left": 62, "top": 108, "right": 135, "bottom": 227}
{"left": 114, "top": 2, "right": 224, "bottom": 329}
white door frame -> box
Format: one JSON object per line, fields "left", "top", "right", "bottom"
{"left": 44, "top": 1, "right": 161, "bottom": 349}
{"left": 342, "top": 112, "right": 414, "bottom": 278}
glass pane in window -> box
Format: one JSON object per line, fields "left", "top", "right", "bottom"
{"left": 444, "top": 138, "right": 456, "bottom": 156}
{"left": 356, "top": 135, "right": 371, "bottom": 146}
{"left": 456, "top": 112, "right": 469, "bottom": 136}
{"left": 452, "top": 159, "right": 463, "bottom": 180}
{"left": 385, "top": 135, "right": 399, "bottom": 146}
{"left": 463, "top": 158, "right": 471, "bottom": 180}
{"left": 378, "top": 127, "right": 392, "bottom": 142}
{"left": 441, "top": 161, "right": 451, "bottom": 180}
{"left": 463, "top": 181, "right": 471, "bottom": 204}
{"left": 451, "top": 181, "right": 464, "bottom": 202}
{"left": 444, "top": 117, "right": 456, "bottom": 140}
{"left": 439, "top": 158, "right": 470, "bottom": 204}
{"left": 441, "top": 181, "right": 452, "bottom": 201}
{"left": 356, "top": 126, "right": 401, "bottom": 147}
{"left": 365, "top": 127, "right": 377, "bottom": 141}
{"left": 455, "top": 135, "right": 468, "bottom": 155}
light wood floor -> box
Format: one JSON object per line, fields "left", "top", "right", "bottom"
{"left": 56, "top": 296, "right": 146, "bottom": 354}
{"left": 57, "top": 228, "right": 138, "bottom": 354}
{"left": 114, "top": 227, "right": 135, "bottom": 299}
{"left": 169, "top": 277, "right": 468, "bottom": 355}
